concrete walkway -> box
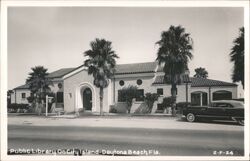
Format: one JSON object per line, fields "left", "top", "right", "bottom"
{"left": 8, "top": 115, "right": 243, "bottom": 132}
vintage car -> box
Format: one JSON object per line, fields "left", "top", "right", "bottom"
{"left": 183, "top": 100, "right": 244, "bottom": 125}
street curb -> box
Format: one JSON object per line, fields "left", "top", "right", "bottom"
{"left": 8, "top": 113, "right": 183, "bottom": 119}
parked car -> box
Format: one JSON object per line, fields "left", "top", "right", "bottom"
{"left": 183, "top": 100, "right": 244, "bottom": 125}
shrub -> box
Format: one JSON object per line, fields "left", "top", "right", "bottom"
{"left": 162, "top": 96, "right": 175, "bottom": 108}
{"left": 27, "top": 95, "right": 35, "bottom": 103}
{"left": 176, "top": 102, "right": 191, "bottom": 108}
{"left": 119, "top": 85, "right": 138, "bottom": 114}
{"left": 176, "top": 102, "right": 191, "bottom": 114}
{"left": 8, "top": 103, "right": 29, "bottom": 113}
{"left": 111, "top": 103, "right": 127, "bottom": 113}
{"left": 144, "top": 93, "right": 159, "bottom": 113}
{"left": 161, "top": 96, "right": 176, "bottom": 115}
{"left": 109, "top": 105, "right": 117, "bottom": 113}
{"left": 155, "top": 109, "right": 164, "bottom": 113}
{"left": 8, "top": 103, "right": 29, "bottom": 110}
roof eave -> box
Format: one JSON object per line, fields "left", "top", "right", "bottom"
{"left": 13, "top": 87, "right": 29, "bottom": 90}
{"left": 191, "top": 85, "right": 238, "bottom": 87}
{"left": 115, "top": 71, "right": 156, "bottom": 75}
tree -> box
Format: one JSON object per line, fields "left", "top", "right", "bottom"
{"left": 26, "top": 66, "right": 52, "bottom": 115}
{"left": 230, "top": 27, "right": 244, "bottom": 89}
{"left": 194, "top": 67, "right": 208, "bottom": 78}
{"left": 83, "top": 38, "right": 119, "bottom": 116}
{"left": 144, "top": 93, "right": 159, "bottom": 113}
{"left": 162, "top": 96, "right": 175, "bottom": 113}
{"left": 7, "top": 90, "right": 13, "bottom": 106}
{"left": 119, "top": 85, "right": 138, "bottom": 114}
{"left": 156, "top": 25, "right": 193, "bottom": 116}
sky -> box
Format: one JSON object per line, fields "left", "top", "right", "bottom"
{"left": 7, "top": 7, "right": 244, "bottom": 96}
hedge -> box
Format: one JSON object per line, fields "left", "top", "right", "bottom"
{"left": 8, "top": 103, "right": 29, "bottom": 110}
{"left": 176, "top": 102, "right": 191, "bottom": 108}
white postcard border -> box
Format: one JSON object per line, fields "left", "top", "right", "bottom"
{"left": 1, "top": 1, "right": 249, "bottom": 161}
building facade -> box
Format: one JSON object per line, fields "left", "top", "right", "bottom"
{"left": 10, "top": 62, "right": 238, "bottom": 113}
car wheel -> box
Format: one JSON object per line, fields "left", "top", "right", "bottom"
{"left": 237, "top": 119, "right": 244, "bottom": 126}
{"left": 186, "top": 113, "right": 196, "bottom": 122}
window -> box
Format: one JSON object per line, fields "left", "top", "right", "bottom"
{"left": 21, "top": 93, "right": 26, "bottom": 99}
{"left": 191, "top": 93, "right": 200, "bottom": 106}
{"left": 117, "top": 89, "right": 144, "bottom": 102}
{"left": 157, "top": 88, "right": 163, "bottom": 95}
{"left": 56, "top": 92, "right": 64, "bottom": 103}
{"left": 213, "top": 91, "right": 232, "bottom": 101}
{"left": 136, "top": 89, "right": 144, "bottom": 101}
{"left": 202, "top": 93, "right": 208, "bottom": 105}
{"left": 137, "top": 79, "right": 142, "bottom": 85}
{"left": 191, "top": 92, "right": 208, "bottom": 106}
{"left": 58, "top": 83, "right": 63, "bottom": 89}
{"left": 118, "top": 90, "right": 126, "bottom": 102}
{"left": 212, "top": 103, "right": 233, "bottom": 108}
{"left": 119, "top": 80, "right": 124, "bottom": 86}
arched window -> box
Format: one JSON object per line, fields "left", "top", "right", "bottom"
{"left": 191, "top": 91, "right": 208, "bottom": 106}
{"left": 213, "top": 90, "right": 232, "bottom": 101}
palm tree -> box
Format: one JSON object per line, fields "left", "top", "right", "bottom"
{"left": 230, "top": 27, "right": 244, "bottom": 89}
{"left": 26, "top": 66, "right": 52, "bottom": 115}
{"left": 156, "top": 25, "right": 193, "bottom": 115}
{"left": 83, "top": 38, "right": 119, "bottom": 116}
{"left": 194, "top": 67, "right": 208, "bottom": 78}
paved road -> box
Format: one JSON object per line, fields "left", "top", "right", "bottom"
{"left": 8, "top": 120, "right": 244, "bottom": 156}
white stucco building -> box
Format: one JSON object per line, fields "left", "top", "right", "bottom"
{"left": 10, "top": 62, "right": 238, "bottom": 113}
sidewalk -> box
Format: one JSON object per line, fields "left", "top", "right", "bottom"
{"left": 8, "top": 114, "right": 243, "bottom": 131}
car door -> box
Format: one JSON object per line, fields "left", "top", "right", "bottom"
{"left": 206, "top": 103, "right": 227, "bottom": 119}
{"left": 218, "top": 103, "right": 234, "bottom": 119}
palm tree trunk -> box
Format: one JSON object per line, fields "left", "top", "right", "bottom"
{"left": 171, "top": 83, "right": 177, "bottom": 116}
{"left": 100, "top": 87, "right": 104, "bottom": 116}
{"left": 35, "top": 93, "right": 39, "bottom": 115}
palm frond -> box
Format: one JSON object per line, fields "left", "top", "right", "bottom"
{"left": 83, "top": 38, "right": 119, "bottom": 88}
{"left": 156, "top": 25, "right": 193, "bottom": 84}
{"left": 229, "top": 27, "right": 244, "bottom": 88}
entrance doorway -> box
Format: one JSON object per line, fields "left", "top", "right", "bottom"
{"left": 82, "top": 87, "right": 92, "bottom": 111}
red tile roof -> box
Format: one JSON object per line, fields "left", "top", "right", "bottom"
{"left": 153, "top": 75, "right": 191, "bottom": 84}
{"left": 14, "top": 62, "right": 237, "bottom": 90}
{"left": 153, "top": 76, "right": 237, "bottom": 87}
{"left": 190, "top": 77, "right": 237, "bottom": 87}
{"left": 115, "top": 62, "right": 157, "bottom": 75}
{"left": 14, "top": 84, "right": 30, "bottom": 90}
{"left": 47, "top": 68, "right": 75, "bottom": 78}
{"left": 13, "top": 68, "right": 75, "bottom": 90}
{"left": 47, "top": 62, "right": 158, "bottom": 78}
